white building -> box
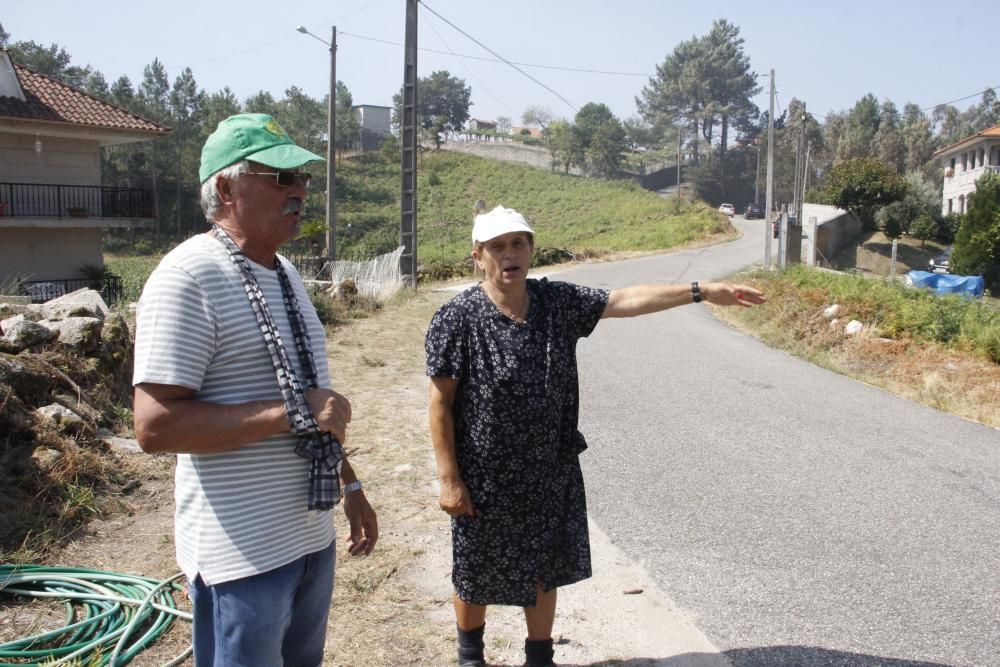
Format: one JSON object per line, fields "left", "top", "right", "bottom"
{"left": 934, "top": 123, "right": 1000, "bottom": 216}
{"left": 352, "top": 104, "right": 391, "bottom": 150}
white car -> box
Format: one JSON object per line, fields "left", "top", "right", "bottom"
{"left": 718, "top": 203, "right": 735, "bottom": 216}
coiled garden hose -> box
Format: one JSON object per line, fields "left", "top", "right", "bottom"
{"left": 0, "top": 565, "right": 191, "bottom": 666}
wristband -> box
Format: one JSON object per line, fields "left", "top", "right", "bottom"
{"left": 341, "top": 480, "right": 363, "bottom": 497}
{"left": 691, "top": 281, "right": 702, "bottom": 303}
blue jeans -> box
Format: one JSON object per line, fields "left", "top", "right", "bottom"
{"left": 188, "top": 541, "right": 336, "bottom": 667}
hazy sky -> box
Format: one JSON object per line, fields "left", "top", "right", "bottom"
{"left": 5, "top": 0, "right": 999, "bottom": 127}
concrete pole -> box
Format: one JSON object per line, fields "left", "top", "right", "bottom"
{"left": 326, "top": 26, "right": 337, "bottom": 262}
{"left": 764, "top": 69, "right": 775, "bottom": 270}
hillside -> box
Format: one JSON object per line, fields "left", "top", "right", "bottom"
{"left": 331, "top": 150, "right": 730, "bottom": 267}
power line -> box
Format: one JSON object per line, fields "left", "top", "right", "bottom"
{"left": 180, "top": 1, "right": 386, "bottom": 71}
{"left": 421, "top": 7, "right": 517, "bottom": 116}
{"left": 919, "top": 83, "right": 1000, "bottom": 113}
{"left": 341, "top": 30, "right": 653, "bottom": 77}
{"left": 418, "top": 0, "right": 578, "bottom": 112}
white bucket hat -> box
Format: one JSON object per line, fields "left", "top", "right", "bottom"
{"left": 472, "top": 206, "right": 535, "bottom": 244}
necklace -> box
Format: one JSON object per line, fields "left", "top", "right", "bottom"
{"left": 482, "top": 283, "right": 529, "bottom": 323}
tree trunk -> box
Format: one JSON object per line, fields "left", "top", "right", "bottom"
{"left": 719, "top": 114, "right": 729, "bottom": 199}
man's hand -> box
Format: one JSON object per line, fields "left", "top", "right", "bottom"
{"left": 704, "top": 282, "right": 766, "bottom": 308}
{"left": 439, "top": 477, "right": 476, "bottom": 516}
{"left": 306, "top": 388, "right": 352, "bottom": 443}
{"left": 343, "top": 490, "right": 378, "bottom": 556}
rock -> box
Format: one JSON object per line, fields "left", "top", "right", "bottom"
{"left": 0, "top": 319, "right": 57, "bottom": 352}
{"left": 329, "top": 278, "right": 358, "bottom": 302}
{"left": 41, "top": 288, "right": 110, "bottom": 321}
{"left": 102, "top": 436, "right": 143, "bottom": 454}
{"left": 35, "top": 403, "right": 88, "bottom": 433}
{"left": 32, "top": 447, "right": 64, "bottom": 471}
{"left": 1, "top": 313, "right": 25, "bottom": 333}
{"left": 41, "top": 316, "right": 103, "bottom": 352}
{"left": 822, "top": 304, "right": 841, "bottom": 319}
{"left": 844, "top": 320, "right": 864, "bottom": 336}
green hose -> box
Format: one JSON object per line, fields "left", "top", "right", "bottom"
{"left": 0, "top": 565, "right": 192, "bottom": 666}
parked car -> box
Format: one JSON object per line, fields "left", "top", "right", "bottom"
{"left": 929, "top": 247, "right": 952, "bottom": 273}
{"left": 718, "top": 203, "right": 735, "bottom": 216}
{"left": 744, "top": 203, "right": 763, "bottom": 219}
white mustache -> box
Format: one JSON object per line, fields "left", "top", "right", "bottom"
{"left": 282, "top": 199, "right": 304, "bottom": 215}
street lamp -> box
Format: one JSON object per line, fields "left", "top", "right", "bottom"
{"left": 296, "top": 25, "right": 337, "bottom": 263}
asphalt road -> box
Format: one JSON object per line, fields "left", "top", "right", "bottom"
{"left": 557, "top": 218, "right": 1000, "bottom": 666}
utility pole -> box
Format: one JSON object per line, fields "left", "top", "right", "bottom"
{"left": 676, "top": 121, "right": 682, "bottom": 199}
{"left": 792, "top": 112, "right": 802, "bottom": 226}
{"left": 295, "top": 24, "right": 337, "bottom": 263}
{"left": 802, "top": 141, "right": 811, "bottom": 219}
{"left": 764, "top": 69, "right": 775, "bottom": 270}
{"left": 796, "top": 103, "right": 807, "bottom": 226}
{"left": 327, "top": 26, "right": 337, "bottom": 262}
{"left": 399, "top": 0, "right": 418, "bottom": 287}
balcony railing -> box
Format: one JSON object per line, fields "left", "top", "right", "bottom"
{"left": 0, "top": 182, "right": 155, "bottom": 219}
{"left": 20, "top": 274, "right": 124, "bottom": 305}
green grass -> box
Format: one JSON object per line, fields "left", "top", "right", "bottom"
{"left": 104, "top": 254, "right": 162, "bottom": 304}
{"left": 730, "top": 265, "right": 1000, "bottom": 362}
{"left": 334, "top": 151, "right": 728, "bottom": 265}
{"left": 105, "top": 150, "right": 730, "bottom": 298}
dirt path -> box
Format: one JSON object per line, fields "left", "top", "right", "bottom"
{"left": 33, "top": 284, "right": 726, "bottom": 666}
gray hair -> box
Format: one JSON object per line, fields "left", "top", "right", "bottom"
{"left": 200, "top": 160, "right": 249, "bottom": 220}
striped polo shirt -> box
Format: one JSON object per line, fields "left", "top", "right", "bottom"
{"left": 133, "top": 233, "right": 335, "bottom": 586}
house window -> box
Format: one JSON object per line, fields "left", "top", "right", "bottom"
{"left": 962, "top": 153, "right": 968, "bottom": 170}
{"left": 947, "top": 198, "right": 953, "bottom": 214}
{"left": 979, "top": 148, "right": 985, "bottom": 167}
{"left": 959, "top": 194, "right": 966, "bottom": 214}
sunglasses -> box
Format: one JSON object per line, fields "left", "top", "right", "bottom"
{"left": 246, "top": 170, "right": 312, "bottom": 188}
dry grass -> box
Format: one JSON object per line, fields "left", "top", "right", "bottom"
{"left": 713, "top": 280, "right": 1000, "bottom": 429}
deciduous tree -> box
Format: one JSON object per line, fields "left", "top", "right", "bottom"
{"left": 822, "top": 158, "right": 906, "bottom": 228}
{"left": 392, "top": 71, "right": 471, "bottom": 147}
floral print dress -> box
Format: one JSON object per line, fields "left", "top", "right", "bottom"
{"left": 425, "top": 278, "right": 610, "bottom": 606}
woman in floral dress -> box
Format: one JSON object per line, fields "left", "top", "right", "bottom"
{"left": 426, "top": 206, "right": 764, "bottom": 666}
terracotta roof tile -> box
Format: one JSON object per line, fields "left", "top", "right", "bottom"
{"left": 0, "top": 63, "right": 170, "bottom": 135}
{"left": 934, "top": 123, "right": 1000, "bottom": 156}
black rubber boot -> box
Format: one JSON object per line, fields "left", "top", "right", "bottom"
{"left": 457, "top": 623, "right": 486, "bottom": 667}
{"left": 523, "top": 637, "right": 555, "bottom": 667}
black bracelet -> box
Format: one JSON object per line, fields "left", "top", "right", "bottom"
{"left": 691, "top": 281, "right": 702, "bottom": 303}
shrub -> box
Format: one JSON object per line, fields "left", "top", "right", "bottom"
{"left": 952, "top": 173, "right": 1000, "bottom": 291}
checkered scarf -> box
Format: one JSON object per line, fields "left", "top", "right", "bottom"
{"left": 212, "top": 224, "right": 343, "bottom": 510}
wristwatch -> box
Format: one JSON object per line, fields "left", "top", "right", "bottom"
{"left": 341, "top": 480, "right": 363, "bottom": 498}
{"left": 691, "top": 281, "right": 702, "bottom": 303}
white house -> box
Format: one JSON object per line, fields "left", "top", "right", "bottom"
{"left": 934, "top": 123, "right": 1000, "bottom": 216}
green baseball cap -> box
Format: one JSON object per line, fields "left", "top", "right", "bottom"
{"left": 199, "top": 113, "right": 325, "bottom": 183}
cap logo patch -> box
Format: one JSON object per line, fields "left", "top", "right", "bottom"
{"left": 265, "top": 119, "right": 289, "bottom": 140}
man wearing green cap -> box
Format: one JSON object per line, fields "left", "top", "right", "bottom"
{"left": 133, "top": 113, "right": 378, "bottom": 666}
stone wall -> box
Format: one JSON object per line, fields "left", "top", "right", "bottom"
{"left": 439, "top": 139, "right": 585, "bottom": 174}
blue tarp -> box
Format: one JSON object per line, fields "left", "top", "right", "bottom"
{"left": 905, "top": 270, "right": 985, "bottom": 298}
